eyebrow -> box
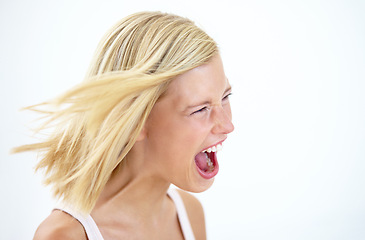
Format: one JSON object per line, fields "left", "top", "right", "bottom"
{"left": 185, "top": 85, "right": 232, "bottom": 110}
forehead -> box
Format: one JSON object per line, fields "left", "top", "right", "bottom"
{"left": 163, "top": 55, "right": 229, "bottom": 104}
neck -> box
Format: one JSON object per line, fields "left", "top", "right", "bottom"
{"left": 93, "top": 148, "right": 171, "bottom": 218}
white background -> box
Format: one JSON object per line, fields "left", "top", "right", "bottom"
{"left": 1, "top": 0, "right": 364, "bottom": 239}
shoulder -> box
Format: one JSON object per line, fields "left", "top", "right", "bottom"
{"left": 33, "top": 210, "right": 87, "bottom": 240}
{"left": 177, "top": 189, "right": 206, "bottom": 240}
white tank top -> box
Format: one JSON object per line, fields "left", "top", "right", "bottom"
{"left": 55, "top": 188, "right": 196, "bottom": 240}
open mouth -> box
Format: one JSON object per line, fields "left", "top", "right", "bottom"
{"left": 194, "top": 143, "right": 222, "bottom": 179}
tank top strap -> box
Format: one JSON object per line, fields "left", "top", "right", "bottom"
{"left": 55, "top": 189, "right": 195, "bottom": 240}
{"left": 55, "top": 205, "right": 104, "bottom": 240}
{"left": 167, "top": 188, "right": 196, "bottom": 240}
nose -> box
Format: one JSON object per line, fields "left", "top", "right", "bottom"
{"left": 211, "top": 105, "right": 234, "bottom": 135}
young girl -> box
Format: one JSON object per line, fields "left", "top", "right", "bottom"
{"left": 13, "top": 11, "right": 234, "bottom": 240}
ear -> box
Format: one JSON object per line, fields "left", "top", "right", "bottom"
{"left": 135, "top": 125, "right": 147, "bottom": 142}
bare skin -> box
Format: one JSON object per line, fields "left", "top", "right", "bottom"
{"left": 33, "top": 54, "right": 232, "bottom": 240}
{"left": 34, "top": 189, "right": 204, "bottom": 240}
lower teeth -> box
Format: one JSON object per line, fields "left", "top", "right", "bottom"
{"left": 207, "top": 158, "right": 213, "bottom": 166}
{"left": 205, "top": 153, "right": 214, "bottom": 171}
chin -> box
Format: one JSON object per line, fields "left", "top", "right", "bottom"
{"left": 176, "top": 177, "right": 215, "bottom": 193}
{"left": 193, "top": 180, "right": 215, "bottom": 193}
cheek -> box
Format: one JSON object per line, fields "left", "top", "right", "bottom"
{"left": 147, "top": 111, "right": 212, "bottom": 157}
{"left": 183, "top": 119, "right": 212, "bottom": 145}
{"left": 150, "top": 118, "right": 190, "bottom": 152}
{"left": 161, "top": 118, "right": 210, "bottom": 157}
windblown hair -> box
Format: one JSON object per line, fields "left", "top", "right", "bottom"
{"left": 13, "top": 11, "right": 217, "bottom": 213}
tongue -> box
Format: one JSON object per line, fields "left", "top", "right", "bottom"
{"left": 195, "top": 152, "right": 210, "bottom": 171}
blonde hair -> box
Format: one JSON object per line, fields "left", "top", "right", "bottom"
{"left": 13, "top": 11, "right": 217, "bottom": 213}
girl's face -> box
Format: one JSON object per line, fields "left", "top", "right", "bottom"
{"left": 142, "top": 54, "right": 234, "bottom": 192}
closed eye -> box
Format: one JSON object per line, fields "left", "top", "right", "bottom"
{"left": 223, "top": 93, "right": 232, "bottom": 101}
{"left": 191, "top": 106, "right": 208, "bottom": 115}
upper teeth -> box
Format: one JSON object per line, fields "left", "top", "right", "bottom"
{"left": 203, "top": 143, "right": 222, "bottom": 153}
